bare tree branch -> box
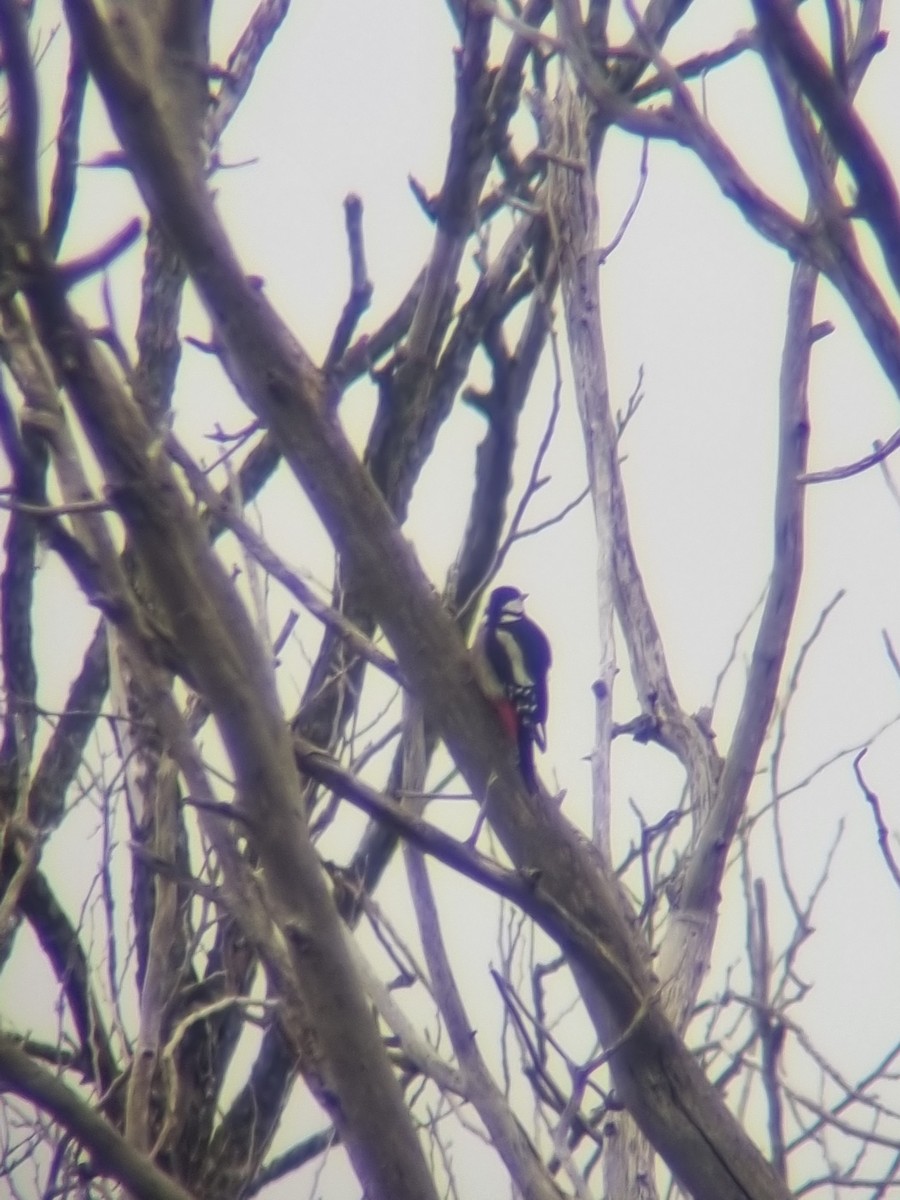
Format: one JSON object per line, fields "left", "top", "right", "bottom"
{"left": 44, "top": 41, "right": 88, "bottom": 256}
{"left": 853, "top": 749, "right": 900, "bottom": 891}
{"left": 323, "top": 193, "right": 373, "bottom": 372}
{"left": 752, "top": 0, "right": 900, "bottom": 297}
{"left": 0, "top": 1035, "right": 193, "bottom": 1200}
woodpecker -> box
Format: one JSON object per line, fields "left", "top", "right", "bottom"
{"left": 479, "top": 585, "right": 551, "bottom": 790}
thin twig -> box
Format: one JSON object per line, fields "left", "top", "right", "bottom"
{"left": 0, "top": 493, "right": 111, "bottom": 515}
{"left": 597, "top": 138, "right": 649, "bottom": 265}
{"left": 800, "top": 432, "right": 900, "bottom": 484}
{"left": 55, "top": 218, "right": 142, "bottom": 286}
{"left": 324, "top": 194, "right": 374, "bottom": 372}
{"left": 852, "top": 749, "right": 900, "bottom": 891}
{"left": 484, "top": 320, "right": 566, "bottom": 582}
{"left": 167, "top": 434, "right": 401, "bottom": 682}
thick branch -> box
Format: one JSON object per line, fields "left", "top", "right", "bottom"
{"left": 0, "top": 1035, "right": 192, "bottom": 1200}
{"left": 44, "top": 43, "right": 88, "bottom": 256}
{"left": 679, "top": 263, "right": 813, "bottom": 909}
{"left": 18, "top": 868, "right": 119, "bottom": 1095}
{"left": 0, "top": 387, "right": 44, "bottom": 799}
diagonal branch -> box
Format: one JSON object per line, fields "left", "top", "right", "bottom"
{"left": 167, "top": 434, "right": 402, "bottom": 683}
{"left": 0, "top": 386, "right": 45, "bottom": 803}
{"left": 28, "top": 620, "right": 109, "bottom": 830}
{"left": 400, "top": 703, "right": 565, "bottom": 1200}
{"left": 751, "top": 0, "right": 900, "bottom": 298}
{"left": 853, "top": 749, "right": 900, "bottom": 891}
{"left": 620, "top": 1, "right": 900, "bottom": 403}
{"left": 18, "top": 868, "right": 119, "bottom": 1095}
{"left": 205, "top": 0, "right": 292, "bottom": 148}
{"left": 44, "top": 42, "right": 89, "bottom": 256}
{"left": 0, "top": 1035, "right": 192, "bottom": 1200}
{"left": 323, "top": 193, "right": 373, "bottom": 372}
{"left": 679, "top": 258, "right": 813, "bottom": 914}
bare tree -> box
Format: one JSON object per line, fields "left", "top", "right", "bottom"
{"left": 0, "top": 2, "right": 898, "bottom": 1199}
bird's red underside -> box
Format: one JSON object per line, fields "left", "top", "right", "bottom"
{"left": 493, "top": 697, "right": 520, "bottom": 741}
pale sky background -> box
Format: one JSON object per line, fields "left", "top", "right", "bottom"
{"left": 2, "top": 1, "right": 900, "bottom": 1196}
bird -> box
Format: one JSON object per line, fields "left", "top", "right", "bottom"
{"left": 478, "top": 585, "right": 551, "bottom": 791}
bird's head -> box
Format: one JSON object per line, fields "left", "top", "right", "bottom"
{"left": 488, "top": 585, "right": 527, "bottom": 623}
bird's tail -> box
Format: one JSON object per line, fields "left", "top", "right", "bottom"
{"left": 516, "top": 729, "right": 537, "bottom": 792}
